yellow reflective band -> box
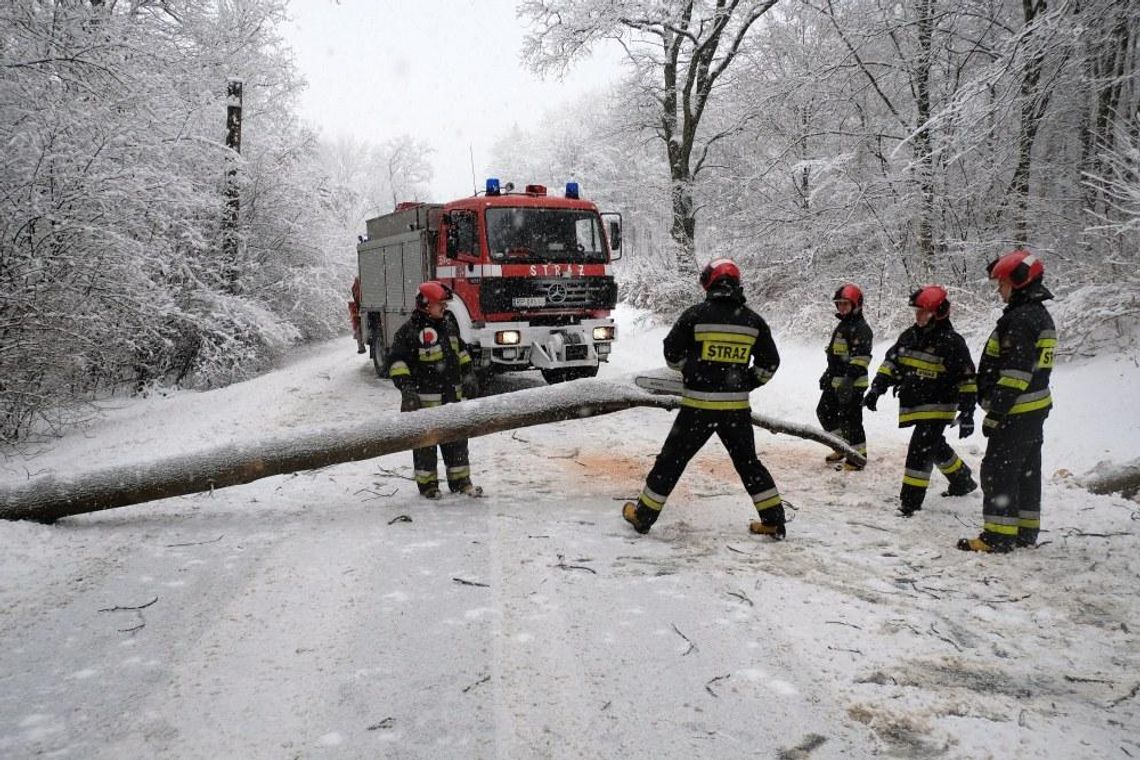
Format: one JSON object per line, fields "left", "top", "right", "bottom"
{"left": 903, "top": 475, "right": 930, "bottom": 488}
{"left": 415, "top": 473, "right": 436, "bottom": 484}
{"left": 854, "top": 378, "right": 870, "bottom": 388}
{"left": 1009, "top": 393, "right": 1053, "bottom": 414}
{"left": 695, "top": 331, "right": 756, "bottom": 345}
{"left": 985, "top": 336, "right": 1000, "bottom": 357}
{"left": 1018, "top": 517, "right": 1040, "bottom": 529}
{"left": 877, "top": 365, "right": 895, "bottom": 377}
{"left": 681, "top": 397, "right": 751, "bottom": 410}
{"left": 849, "top": 356, "right": 871, "bottom": 368}
{"left": 639, "top": 490, "right": 665, "bottom": 512}
{"left": 899, "top": 410, "right": 956, "bottom": 423}
{"left": 938, "top": 457, "right": 964, "bottom": 474}
{"left": 997, "top": 376, "right": 1031, "bottom": 390}
{"left": 459, "top": 354, "right": 472, "bottom": 365}
{"left": 984, "top": 522, "right": 1019, "bottom": 536}
{"left": 389, "top": 363, "right": 411, "bottom": 377}
{"left": 899, "top": 356, "right": 945, "bottom": 373}
{"left": 958, "top": 382, "right": 978, "bottom": 393}
{"left": 754, "top": 494, "right": 783, "bottom": 510}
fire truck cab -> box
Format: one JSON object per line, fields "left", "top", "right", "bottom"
{"left": 356, "top": 180, "right": 621, "bottom": 384}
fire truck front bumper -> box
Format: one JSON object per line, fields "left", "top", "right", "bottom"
{"left": 481, "top": 320, "right": 615, "bottom": 370}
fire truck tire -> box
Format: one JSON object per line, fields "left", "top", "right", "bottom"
{"left": 540, "top": 366, "right": 599, "bottom": 384}
{"left": 370, "top": 333, "right": 387, "bottom": 378}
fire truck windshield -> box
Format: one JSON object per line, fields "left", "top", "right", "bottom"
{"left": 485, "top": 208, "right": 608, "bottom": 264}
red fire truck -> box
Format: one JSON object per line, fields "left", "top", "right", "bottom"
{"left": 355, "top": 179, "right": 621, "bottom": 384}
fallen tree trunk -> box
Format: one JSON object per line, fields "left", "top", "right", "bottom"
{"left": 0, "top": 376, "right": 862, "bottom": 523}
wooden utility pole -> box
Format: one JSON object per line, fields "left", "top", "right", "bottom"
{"left": 222, "top": 78, "right": 243, "bottom": 291}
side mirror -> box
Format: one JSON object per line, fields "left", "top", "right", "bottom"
{"left": 602, "top": 212, "right": 623, "bottom": 261}
{"left": 608, "top": 220, "right": 622, "bottom": 251}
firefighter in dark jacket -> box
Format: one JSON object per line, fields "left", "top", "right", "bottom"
{"left": 817, "top": 283, "right": 873, "bottom": 469}
{"left": 387, "top": 281, "right": 481, "bottom": 499}
{"left": 959, "top": 249, "right": 1055, "bottom": 553}
{"left": 622, "top": 259, "right": 787, "bottom": 538}
{"left": 864, "top": 286, "right": 978, "bottom": 517}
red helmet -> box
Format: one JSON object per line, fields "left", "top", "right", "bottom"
{"left": 987, "top": 248, "right": 1044, "bottom": 289}
{"left": 909, "top": 285, "right": 950, "bottom": 319}
{"left": 699, "top": 258, "right": 741, "bottom": 291}
{"left": 832, "top": 283, "right": 864, "bottom": 309}
{"left": 415, "top": 280, "right": 451, "bottom": 311}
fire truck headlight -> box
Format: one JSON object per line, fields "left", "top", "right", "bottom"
{"left": 592, "top": 326, "right": 615, "bottom": 341}
{"left": 495, "top": 330, "right": 521, "bottom": 345}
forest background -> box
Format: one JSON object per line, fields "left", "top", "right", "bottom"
{"left": 1, "top": 0, "right": 1137, "bottom": 444}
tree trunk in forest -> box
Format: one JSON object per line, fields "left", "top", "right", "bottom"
{"left": 913, "top": 0, "right": 936, "bottom": 278}
{"left": 0, "top": 376, "right": 864, "bottom": 523}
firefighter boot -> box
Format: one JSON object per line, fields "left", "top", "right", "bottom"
{"left": 957, "top": 535, "right": 1014, "bottom": 553}
{"left": 622, "top": 502, "right": 653, "bottom": 535}
{"left": 941, "top": 475, "right": 978, "bottom": 498}
{"left": 420, "top": 487, "right": 442, "bottom": 500}
{"left": 749, "top": 520, "right": 787, "bottom": 540}
{"left": 460, "top": 483, "right": 484, "bottom": 498}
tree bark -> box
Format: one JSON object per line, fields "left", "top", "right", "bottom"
{"left": 0, "top": 376, "right": 863, "bottom": 523}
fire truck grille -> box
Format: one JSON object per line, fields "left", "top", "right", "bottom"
{"left": 481, "top": 276, "right": 618, "bottom": 313}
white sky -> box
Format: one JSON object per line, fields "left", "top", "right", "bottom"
{"left": 283, "top": 0, "right": 623, "bottom": 200}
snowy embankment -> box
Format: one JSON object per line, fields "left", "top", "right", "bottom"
{"left": 1, "top": 305, "right": 1137, "bottom": 759}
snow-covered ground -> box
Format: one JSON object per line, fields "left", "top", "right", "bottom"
{"left": 1, "top": 305, "right": 1138, "bottom": 759}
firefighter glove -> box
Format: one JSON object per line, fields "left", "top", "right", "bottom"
{"left": 862, "top": 390, "right": 879, "bottom": 412}
{"left": 461, "top": 372, "right": 479, "bottom": 400}
{"left": 399, "top": 387, "right": 421, "bottom": 412}
{"left": 836, "top": 376, "right": 855, "bottom": 405}
{"left": 956, "top": 413, "right": 974, "bottom": 439}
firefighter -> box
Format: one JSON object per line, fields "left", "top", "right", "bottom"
{"left": 350, "top": 277, "right": 365, "bottom": 353}
{"left": 817, "top": 283, "right": 873, "bottom": 469}
{"left": 863, "top": 286, "right": 978, "bottom": 517}
{"left": 622, "top": 259, "right": 787, "bottom": 538}
{"left": 387, "top": 281, "right": 482, "bottom": 499}
{"left": 959, "top": 249, "right": 1055, "bottom": 553}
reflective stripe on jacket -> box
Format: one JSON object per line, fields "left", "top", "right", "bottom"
{"left": 664, "top": 288, "right": 779, "bottom": 411}
{"left": 387, "top": 310, "right": 472, "bottom": 402}
{"left": 825, "top": 312, "right": 873, "bottom": 390}
{"left": 977, "top": 282, "right": 1055, "bottom": 430}
{"left": 869, "top": 319, "right": 976, "bottom": 427}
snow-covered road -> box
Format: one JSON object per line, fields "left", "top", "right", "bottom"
{"left": 2, "top": 307, "right": 1138, "bottom": 759}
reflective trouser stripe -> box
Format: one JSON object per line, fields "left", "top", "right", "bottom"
{"left": 937, "top": 455, "right": 964, "bottom": 475}
{"left": 903, "top": 467, "right": 932, "bottom": 488}
{"left": 415, "top": 470, "right": 436, "bottom": 485}
{"left": 638, "top": 487, "right": 667, "bottom": 513}
{"left": 751, "top": 487, "right": 782, "bottom": 511}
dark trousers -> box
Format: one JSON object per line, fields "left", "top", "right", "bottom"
{"left": 402, "top": 394, "right": 472, "bottom": 494}
{"left": 900, "top": 421, "right": 973, "bottom": 510}
{"left": 981, "top": 415, "right": 1045, "bottom": 546}
{"left": 634, "top": 407, "right": 783, "bottom": 528}
{"left": 412, "top": 440, "right": 472, "bottom": 494}
{"left": 816, "top": 389, "right": 866, "bottom": 453}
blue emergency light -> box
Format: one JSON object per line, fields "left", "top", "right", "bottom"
{"left": 565, "top": 181, "right": 580, "bottom": 199}
{"left": 486, "top": 178, "right": 501, "bottom": 196}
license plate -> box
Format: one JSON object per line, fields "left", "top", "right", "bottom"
{"left": 512, "top": 297, "right": 546, "bottom": 308}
